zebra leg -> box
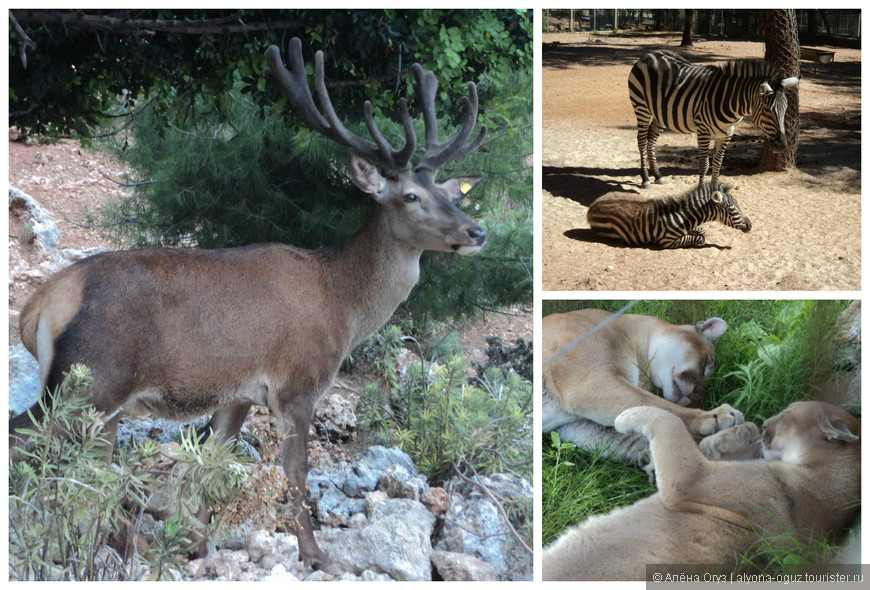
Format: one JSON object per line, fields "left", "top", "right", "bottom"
{"left": 696, "top": 135, "right": 712, "bottom": 186}
{"left": 637, "top": 126, "right": 652, "bottom": 188}
{"left": 710, "top": 137, "right": 732, "bottom": 185}
{"left": 646, "top": 123, "right": 667, "bottom": 185}
{"left": 663, "top": 229, "right": 706, "bottom": 249}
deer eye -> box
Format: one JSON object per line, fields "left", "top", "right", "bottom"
{"left": 403, "top": 193, "right": 419, "bottom": 203}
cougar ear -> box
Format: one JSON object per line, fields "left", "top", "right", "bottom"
{"left": 696, "top": 317, "right": 728, "bottom": 342}
{"left": 819, "top": 416, "right": 860, "bottom": 443}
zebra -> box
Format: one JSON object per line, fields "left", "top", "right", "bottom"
{"left": 628, "top": 49, "right": 799, "bottom": 188}
{"left": 586, "top": 182, "right": 752, "bottom": 249}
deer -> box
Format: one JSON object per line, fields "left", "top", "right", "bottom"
{"left": 9, "top": 37, "right": 488, "bottom": 574}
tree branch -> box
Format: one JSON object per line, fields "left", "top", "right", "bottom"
{"left": 12, "top": 10, "right": 306, "bottom": 35}
{"left": 9, "top": 12, "right": 38, "bottom": 68}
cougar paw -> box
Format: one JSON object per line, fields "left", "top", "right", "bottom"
{"left": 614, "top": 407, "right": 650, "bottom": 435}
{"left": 700, "top": 422, "right": 761, "bottom": 461}
{"left": 695, "top": 404, "right": 744, "bottom": 436}
{"left": 615, "top": 406, "right": 674, "bottom": 436}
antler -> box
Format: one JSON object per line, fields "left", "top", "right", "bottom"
{"left": 264, "top": 37, "right": 487, "bottom": 174}
{"left": 265, "top": 37, "right": 417, "bottom": 173}
{"left": 411, "top": 63, "right": 487, "bottom": 173}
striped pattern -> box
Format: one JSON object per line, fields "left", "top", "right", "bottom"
{"left": 628, "top": 50, "right": 794, "bottom": 188}
{"left": 587, "top": 182, "right": 752, "bottom": 249}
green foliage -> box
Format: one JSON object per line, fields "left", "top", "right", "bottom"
{"left": 542, "top": 431, "right": 653, "bottom": 546}
{"left": 8, "top": 365, "right": 250, "bottom": 581}
{"left": 541, "top": 300, "right": 857, "bottom": 561}
{"left": 102, "top": 55, "right": 531, "bottom": 320}
{"left": 11, "top": 9, "right": 532, "bottom": 138}
{"left": 391, "top": 355, "right": 532, "bottom": 483}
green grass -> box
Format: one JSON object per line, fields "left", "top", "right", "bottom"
{"left": 541, "top": 300, "right": 858, "bottom": 561}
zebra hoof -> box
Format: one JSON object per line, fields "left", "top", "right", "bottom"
{"left": 655, "top": 177, "right": 668, "bottom": 185}
{"left": 641, "top": 181, "right": 652, "bottom": 189}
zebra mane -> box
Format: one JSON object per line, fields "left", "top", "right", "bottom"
{"left": 715, "top": 59, "right": 783, "bottom": 82}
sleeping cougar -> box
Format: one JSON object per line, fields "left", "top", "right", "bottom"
{"left": 543, "top": 401, "right": 861, "bottom": 580}
{"left": 542, "top": 308, "right": 744, "bottom": 467}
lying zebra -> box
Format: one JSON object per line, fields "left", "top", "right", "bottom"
{"left": 587, "top": 183, "right": 751, "bottom": 249}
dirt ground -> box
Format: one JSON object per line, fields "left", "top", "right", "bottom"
{"left": 542, "top": 32, "right": 861, "bottom": 291}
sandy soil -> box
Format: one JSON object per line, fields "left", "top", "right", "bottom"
{"left": 542, "top": 32, "right": 860, "bottom": 292}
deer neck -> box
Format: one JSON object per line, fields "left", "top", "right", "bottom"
{"left": 326, "top": 206, "right": 423, "bottom": 345}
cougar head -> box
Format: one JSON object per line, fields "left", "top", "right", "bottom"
{"left": 761, "top": 401, "right": 860, "bottom": 464}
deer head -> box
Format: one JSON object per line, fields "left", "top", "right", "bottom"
{"left": 264, "top": 38, "right": 488, "bottom": 255}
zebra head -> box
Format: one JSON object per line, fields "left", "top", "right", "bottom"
{"left": 711, "top": 186, "right": 752, "bottom": 233}
{"left": 754, "top": 76, "right": 800, "bottom": 152}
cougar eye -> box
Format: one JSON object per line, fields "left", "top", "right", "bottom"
{"left": 404, "top": 193, "right": 419, "bottom": 203}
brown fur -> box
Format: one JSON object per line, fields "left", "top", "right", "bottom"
{"left": 543, "top": 401, "right": 861, "bottom": 580}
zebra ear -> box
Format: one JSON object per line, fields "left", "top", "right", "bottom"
{"left": 781, "top": 76, "right": 800, "bottom": 88}
{"left": 711, "top": 191, "right": 723, "bottom": 203}
{"left": 759, "top": 81, "right": 774, "bottom": 95}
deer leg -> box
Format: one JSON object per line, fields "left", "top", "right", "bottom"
{"left": 277, "top": 400, "right": 340, "bottom": 574}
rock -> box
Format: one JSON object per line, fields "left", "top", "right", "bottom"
{"left": 312, "top": 393, "right": 357, "bottom": 442}
{"left": 431, "top": 550, "right": 499, "bottom": 581}
{"left": 434, "top": 474, "right": 533, "bottom": 580}
{"left": 422, "top": 487, "right": 449, "bottom": 517}
{"left": 378, "top": 463, "right": 429, "bottom": 500}
{"left": 9, "top": 185, "right": 59, "bottom": 254}
{"left": 318, "top": 498, "right": 436, "bottom": 581}
{"left": 365, "top": 489, "right": 389, "bottom": 515}
{"left": 8, "top": 344, "right": 40, "bottom": 419}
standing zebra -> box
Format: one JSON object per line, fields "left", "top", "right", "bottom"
{"left": 587, "top": 182, "right": 751, "bottom": 249}
{"left": 628, "top": 50, "right": 799, "bottom": 188}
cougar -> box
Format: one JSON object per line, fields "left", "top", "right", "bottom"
{"left": 543, "top": 401, "right": 861, "bottom": 580}
{"left": 542, "top": 308, "right": 744, "bottom": 467}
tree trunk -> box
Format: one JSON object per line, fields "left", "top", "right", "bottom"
{"left": 759, "top": 9, "right": 800, "bottom": 172}
{"left": 681, "top": 10, "right": 694, "bottom": 47}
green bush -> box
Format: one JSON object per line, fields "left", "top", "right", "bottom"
{"left": 9, "top": 366, "right": 250, "bottom": 581}
{"left": 390, "top": 355, "right": 532, "bottom": 483}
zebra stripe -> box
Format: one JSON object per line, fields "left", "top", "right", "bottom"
{"left": 628, "top": 50, "right": 799, "bottom": 188}
{"left": 587, "top": 182, "right": 752, "bottom": 249}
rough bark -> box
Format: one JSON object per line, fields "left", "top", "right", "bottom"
{"left": 759, "top": 9, "right": 801, "bottom": 172}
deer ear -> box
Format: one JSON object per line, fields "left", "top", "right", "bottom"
{"left": 441, "top": 175, "right": 483, "bottom": 202}
{"left": 349, "top": 153, "right": 386, "bottom": 197}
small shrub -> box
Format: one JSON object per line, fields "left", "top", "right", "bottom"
{"left": 9, "top": 366, "right": 250, "bottom": 581}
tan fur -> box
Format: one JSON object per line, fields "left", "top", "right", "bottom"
{"left": 543, "top": 401, "right": 861, "bottom": 580}
{"left": 543, "top": 308, "right": 743, "bottom": 467}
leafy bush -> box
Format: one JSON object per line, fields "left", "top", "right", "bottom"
{"left": 9, "top": 366, "right": 250, "bottom": 581}
{"left": 389, "top": 355, "right": 532, "bottom": 483}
